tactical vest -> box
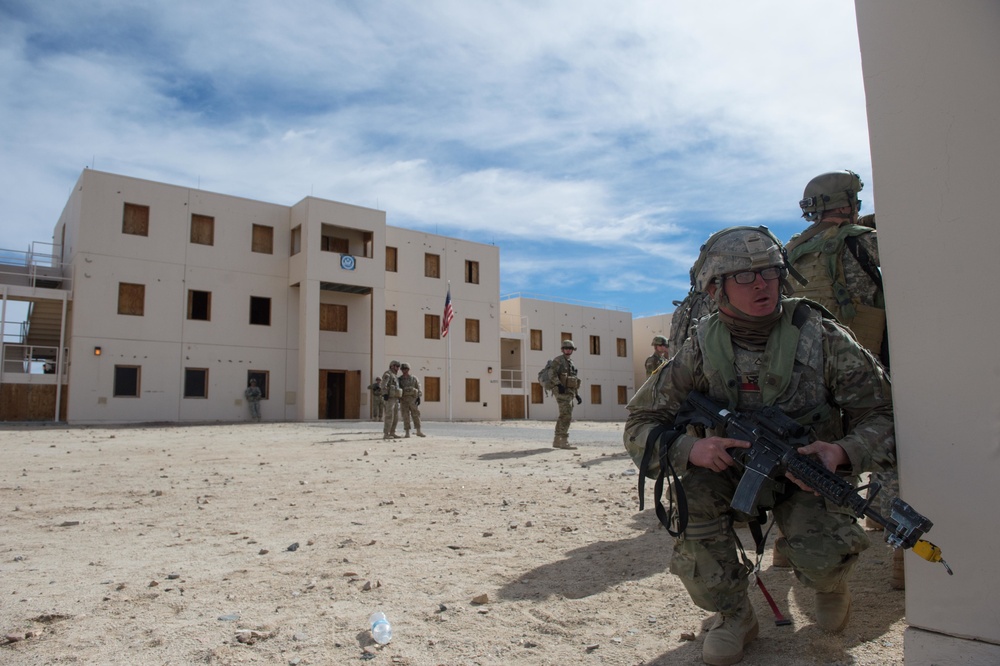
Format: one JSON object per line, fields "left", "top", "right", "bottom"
{"left": 786, "top": 224, "right": 885, "bottom": 356}
{"left": 695, "top": 299, "right": 844, "bottom": 444}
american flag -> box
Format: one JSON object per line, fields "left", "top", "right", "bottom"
{"left": 441, "top": 286, "right": 455, "bottom": 338}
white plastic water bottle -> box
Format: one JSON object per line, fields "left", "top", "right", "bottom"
{"left": 369, "top": 611, "right": 392, "bottom": 645}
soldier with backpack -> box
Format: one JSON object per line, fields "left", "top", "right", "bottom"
{"left": 623, "top": 226, "right": 894, "bottom": 665}
{"left": 548, "top": 339, "right": 582, "bottom": 450}
{"left": 785, "top": 170, "right": 901, "bottom": 588}
{"left": 668, "top": 267, "right": 718, "bottom": 359}
{"left": 645, "top": 336, "right": 670, "bottom": 377}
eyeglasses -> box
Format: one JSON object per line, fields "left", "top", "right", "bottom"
{"left": 725, "top": 266, "right": 785, "bottom": 285}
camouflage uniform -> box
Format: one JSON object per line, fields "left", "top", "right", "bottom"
{"left": 786, "top": 217, "right": 898, "bottom": 524}
{"left": 644, "top": 352, "right": 666, "bottom": 377}
{"left": 244, "top": 382, "right": 262, "bottom": 422}
{"left": 368, "top": 380, "right": 384, "bottom": 421}
{"left": 398, "top": 371, "right": 424, "bottom": 437}
{"left": 551, "top": 353, "right": 580, "bottom": 444}
{"left": 668, "top": 289, "right": 717, "bottom": 359}
{"left": 381, "top": 364, "right": 401, "bottom": 439}
{"left": 624, "top": 298, "right": 895, "bottom": 617}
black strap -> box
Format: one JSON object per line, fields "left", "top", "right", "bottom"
{"left": 844, "top": 235, "right": 891, "bottom": 368}
{"left": 637, "top": 424, "right": 686, "bottom": 536}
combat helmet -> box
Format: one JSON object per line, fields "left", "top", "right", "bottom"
{"left": 651, "top": 335, "right": 668, "bottom": 346}
{"left": 561, "top": 339, "right": 577, "bottom": 350}
{"left": 390, "top": 360, "right": 401, "bottom": 368}
{"left": 693, "top": 226, "right": 790, "bottom": 294}
{"left": 799, "top": 170, "right": 863, "bottom": 221}
{"left": 400, "top": 362, "right": 410, "bottom": 370}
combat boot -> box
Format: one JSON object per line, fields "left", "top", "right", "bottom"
{"left": 891, "top": 549, "right": 905, "bottom": 590}
{"left": 404, "top": 430, "right": 410, "bottom": 438}
{"left": 702, "top": 602, "right": 758, "bottom": 666}
{"left": 815, "top": 582, "right": 852, "bottom": 632}
{"left": 552, "top": 435, "right": 577, "bottom": 450}
{"left": 416, "top": 431, "right": 426, "bottom": 437}
{"left": 771, "top": 536, "right": 791, "bottom": 568}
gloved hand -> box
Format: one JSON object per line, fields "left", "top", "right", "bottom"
{"left": 415, "top": 397, "right": 420, "bottom": 406}
{"left": 382, "top": 394, "right": 389, "bottom": 401}
{"left": 558, "top": 385, "right": 566, "bottom": 394}
{"left": 575, "top": 394, "right": 582, "bottom": 405}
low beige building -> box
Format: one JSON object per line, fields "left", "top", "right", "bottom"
{"left": 1, "top": 169, "right": 636, "bottom": 424}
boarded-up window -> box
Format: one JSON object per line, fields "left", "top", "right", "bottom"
{"left": 424, "top": 376, "right": 441, "bottom": 402}
{"left": 530, "top": 329, "right": 543, "bottom": 351}
{"left": 465, "top": 318, "right": 480, "bottom": 343}
{"left": 184, "top": 368, "right": 209, "bottom": 398}
{"left": 290, "top": 225, "right": 302, "bottom": 255}
{"left": 591, "top": 384, "right": 602, "bottom": 405}
{"left": 122, "top": 203, "right": 149, "bottom": 236}
{"left": 320, "top": 303, "right": 348, "bottom": 332}
{"left": 465, "top": 260, "right": 479, "bottom": 284}
{"left": 248, "top": 370, "right": 269, "bottom": 399}
{"left": 590, "top": 335, "right": 601, "bottom": 355}
{"left": 531, "top": 382, "right": 544, "bottom": 404}
{"left": 117, "top": 282, "right": 145, "bottom": 316}
{"left": 252, "top": 224, "right": 274, "bottom": 254}
{"left": 187, "top": 290, "right": 211, "bottom": 321}
{"left": 386, "top": 310, "right": 398, "bottom": 336}
{"left": 618, "top": 385, "right": 629, "bottom": 405}
{"left": 250, "top": 296, "right": 271, "bottom": 326}
{"left": 617, "top": 338, "right": 628, "bottom": 357}
{"left": 321, "top": 235, "right": 349, "bottom": 253}
{"left": 425, "top": 314, "right": 441, "bottom": 340}
{"left": 113, "top": 365, "right": 140, "bottom": 397}
{"left": 425, "top": 253, "right": 440, "bottom": 278}
{"left": 465, "top": 378, "right": 480, "bottom": 402}
{"left": 561, "top": 332, "right": 573, "bottom": 345}
{"left": 386, "top": 246, "right": 398, "bottom": 272}
{"left": 190, "top": 214, "right": 214, "bottom": 246}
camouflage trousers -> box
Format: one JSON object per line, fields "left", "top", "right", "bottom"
{"left": 371, "top": 397, "right": 384, "bottom": 420}
{"left": 382, "top": 398, "right": 399, "bottom": 436}
{"left": 400, "top": 396, "right": 421, "bottom": 432}
{"left": 554, "top": 393, "right": 575, "bottom": 438}
{"left": 668, "top": 466, "right": 869, "bottom": 615}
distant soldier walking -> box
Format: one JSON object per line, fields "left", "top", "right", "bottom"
{"left": 381, "top": 360, "right": 402, "bottom": 440}
{"left": 645, "top": 335, "right": 669, "bottom": 377}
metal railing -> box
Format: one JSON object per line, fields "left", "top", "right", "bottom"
{"left": 1, "top": 343, "right": 67, "bottom": 382}
{"left": 0, "top": 243, "right": 70, "bottom": 290}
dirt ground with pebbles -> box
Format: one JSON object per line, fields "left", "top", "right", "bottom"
{"left": 0, "top": 419, "right": 906, "bottom": 665}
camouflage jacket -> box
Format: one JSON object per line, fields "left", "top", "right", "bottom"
{"left": 786, "top": 222, "right": 882, "bottom": 313}
{"left": 644, "top": 353, "right": 666, "bottom": 377}
{"left": 625, "top": 298, "right": 894, "bottom": 481}
{"left": 381, "top": 370, "right": 400, "bottom": 397}
{"left": 550, "top": 354, "right": 579, "bottom": 396}
{"left": 398, "top": 374, "right": 422, "bottom": 399}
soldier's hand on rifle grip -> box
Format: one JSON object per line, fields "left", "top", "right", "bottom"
{"left": 785, "top": 440, "right": 850, "bottom": 494}
{"left": 689, "top": 436, "right": 751, "bottom": 473}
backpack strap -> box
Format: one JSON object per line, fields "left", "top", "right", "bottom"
{"left": 844, "top": 235, "right": 884, "bottom": 291}
{"left": 637, "top": 424, "right": 687, "bottom": 536}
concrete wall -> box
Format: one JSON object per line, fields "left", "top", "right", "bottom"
{"left": 855, "top": 1, "right": 1000, "bottom": 661}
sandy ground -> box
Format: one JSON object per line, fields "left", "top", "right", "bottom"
{"left": 0, "top": 419, "right": 906, "bottom": 665}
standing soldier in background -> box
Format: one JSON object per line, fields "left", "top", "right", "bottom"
{"left": 398, "top": 362, "right": 426, "bottom": 438}
{"left": 785, "top": 170, "right": 900, "bottom": 588}
{"left": 551, "top": 340, "right": 582, "bottom": 450}
{"left": 244, "top": 379, "right": 262, "bottom": 422}
{"left": 368, "top": 377, "right": 384, "bottom": 422}
{"left": 645, "top": 335, "right": 670, "bottom": 377}
{"left": 381, "top": 360, "right": 402, "bottom": 440}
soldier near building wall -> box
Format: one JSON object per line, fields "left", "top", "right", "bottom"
{"left": 368, "top": 377, "right": 384, "bottom": 421}
{"left": 244, "top": 379, "right": 262, "bottom": 422}
{"left": 398, "top": 362, "right": 425, "bottom": 438}
{"left": 624, "top": 226, "right": 894, "bottom": 666}
{"left": 786, "top": 171, "right": 901, "bottom": 588}
{"left": 381, "top": 361, "right": 402, "bottom": 440}
{"left": 551, "top": 340, "right": 581, "bottom": 450}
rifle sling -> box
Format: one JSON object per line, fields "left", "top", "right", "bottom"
{"left": 637, "top": 424, "right": 686, "bottom": 536}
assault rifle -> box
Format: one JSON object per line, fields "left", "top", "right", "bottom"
{"left": 679, "top": 391, "right": 952, "bottom": 573}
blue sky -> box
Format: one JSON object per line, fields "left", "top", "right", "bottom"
{"left": 0, "top": 0, "right": 873, "bottom": 317}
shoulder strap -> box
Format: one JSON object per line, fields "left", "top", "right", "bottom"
{"left": 844, "top": 234, "right": 883, "bottom": 291}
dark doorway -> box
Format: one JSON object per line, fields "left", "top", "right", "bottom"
{"left": 325, "top": 372, "right": 345, "bottom": 419}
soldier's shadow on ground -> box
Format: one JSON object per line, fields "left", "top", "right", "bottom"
{"left": 478, "top": 448, "right": 554, "bottom": 460}
{"left": 497, "top": 512, "right": 669, "bottom": 601}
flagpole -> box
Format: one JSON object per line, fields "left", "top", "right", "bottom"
{"left": 446, "top": 281, "right": 453, "bottom": 421}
